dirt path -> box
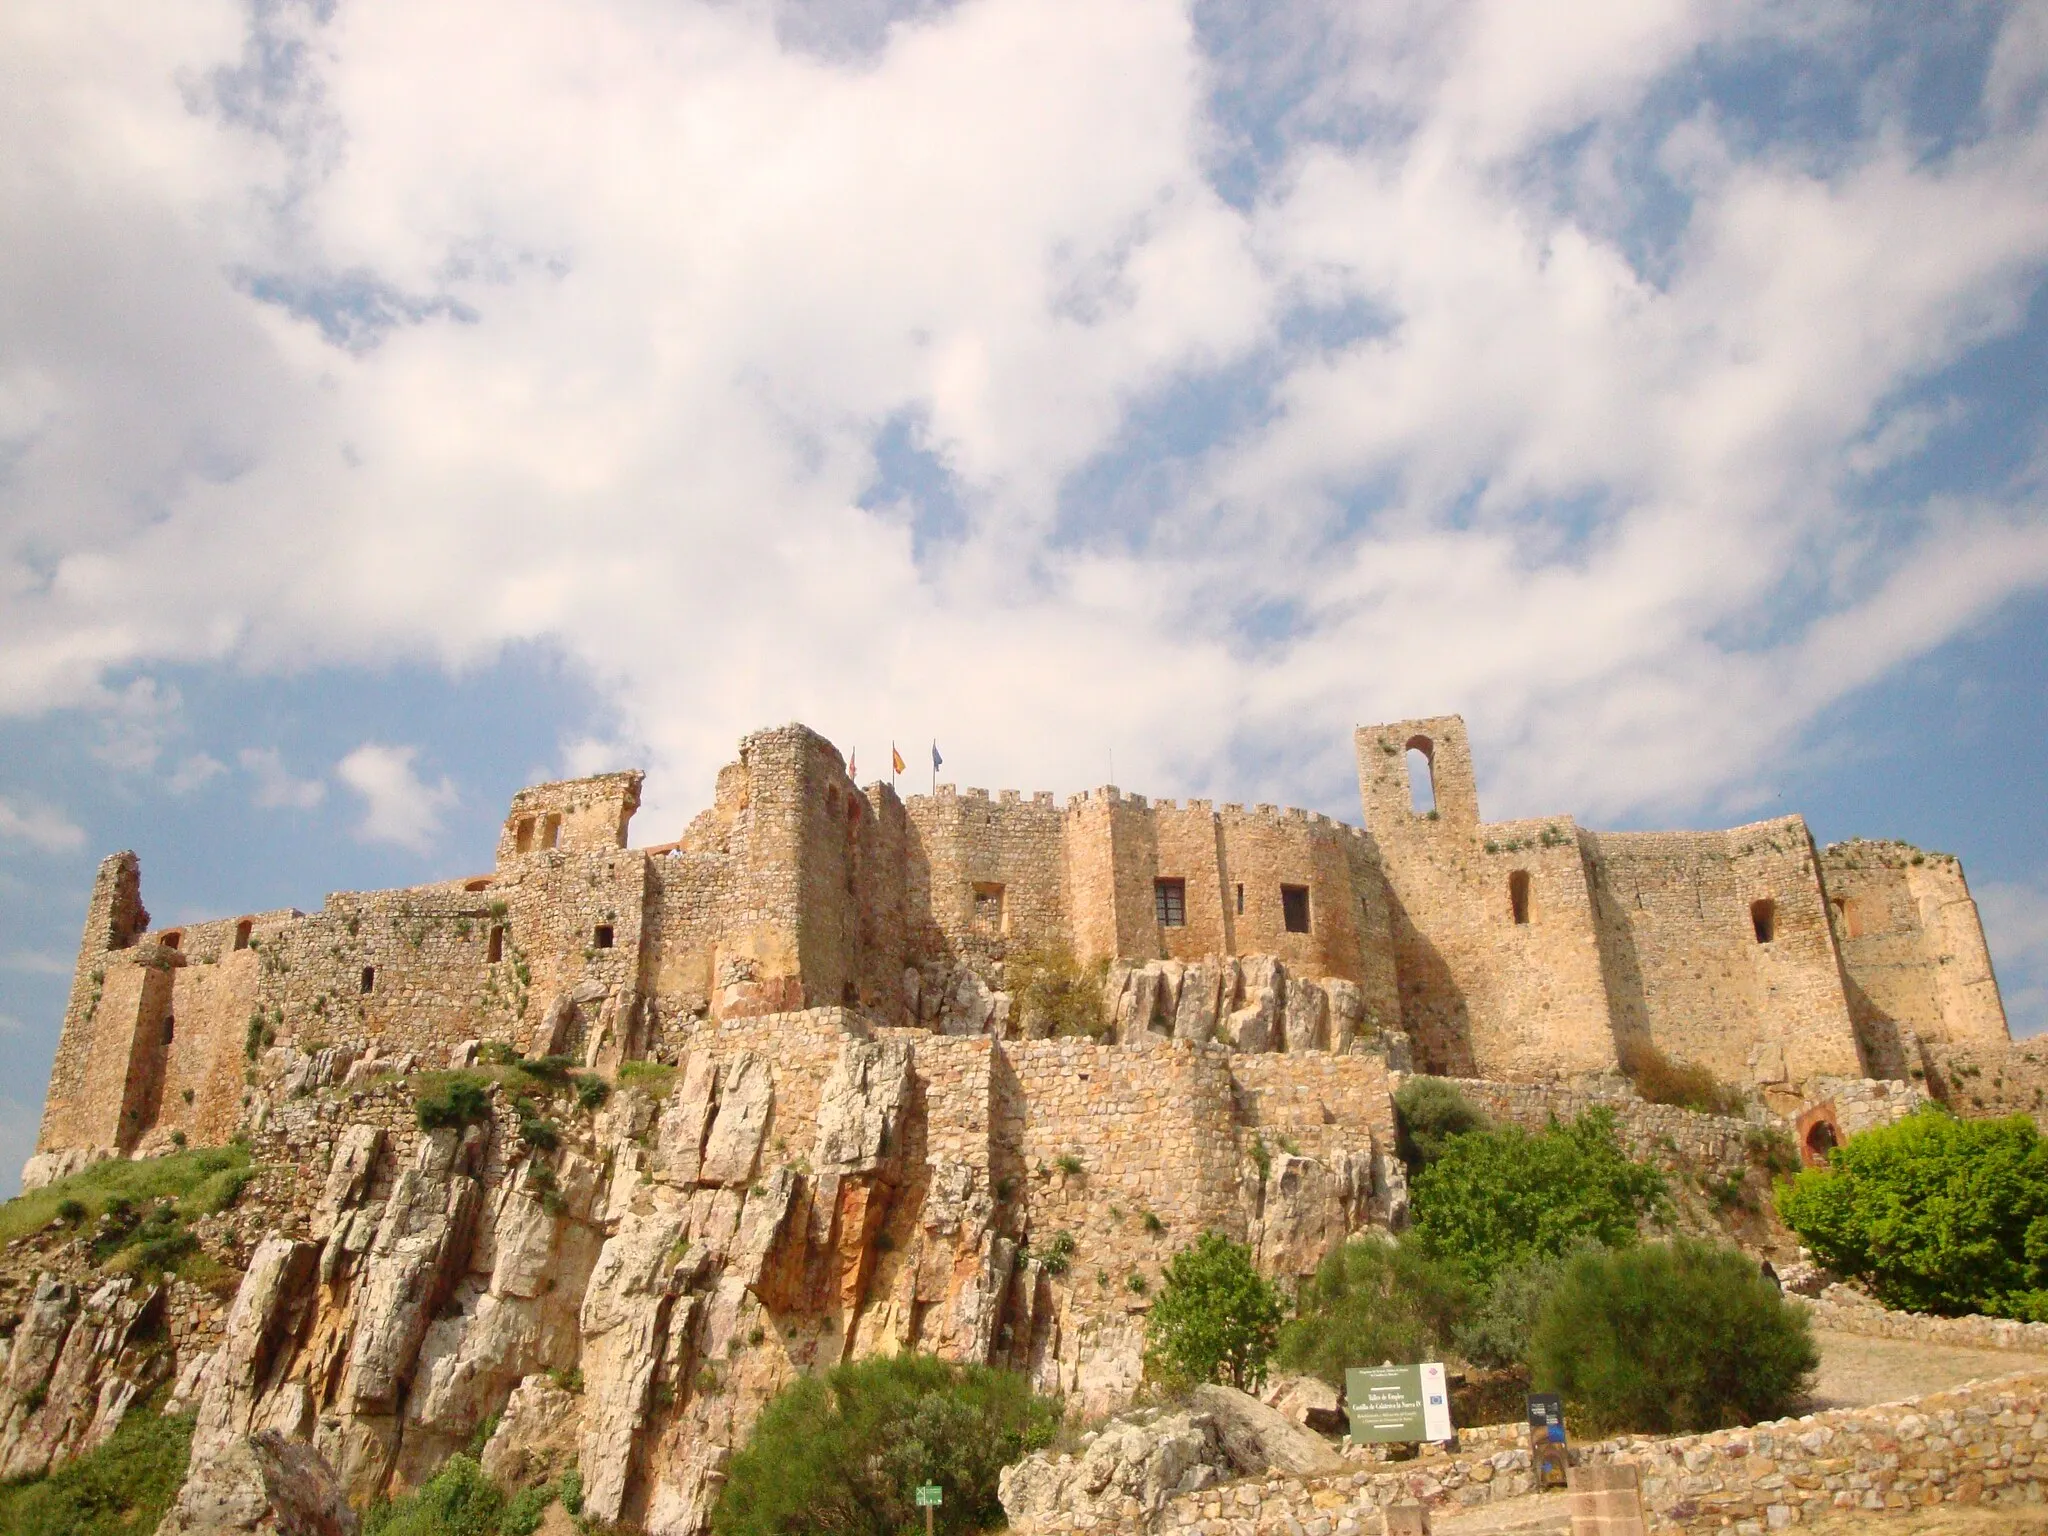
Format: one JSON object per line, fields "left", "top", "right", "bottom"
{"left": 1808, "top": 1329, "right": 2048, "bottom": 1411}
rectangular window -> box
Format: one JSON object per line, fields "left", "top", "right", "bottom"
{"left": 541, "top": 813, "right": 562, "bottom": 850}
{"left": 360, "top": 965, "right": 376, "bottom": 994}
{"left": 1751, "top": 898, "right": 1776, "bottom": 944}
{"left": 1281, "top": 885, "right": 1311, "bottom": 934}
{"left": 487, "top": 926, "right": 504, "bottom": 963}
{"left": 1154, "top": 878, "right": 1186, "bottom": 927}
{"left": 973, "top": 883, "right": 1005, "bottom": 933}
{"left": 514, "top": 816, "right": 536, "bottom": 854}
{"left": 593, "top": 924, "right": 614, "bottom": 949}
{"left": 234, "top": 919, "right": 252, "bottom": 951}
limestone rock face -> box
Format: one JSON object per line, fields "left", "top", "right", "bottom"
{"left": 1283, "top": 978, "right": 1330, "bottom": 1053}
{"left": 813, "top": 1037, "right": 913, "bottom": 1176}
{"left": 156, "top": 1430, "right": 356, "bottom": 1536}
{"left": 0, "top": 1272, "right": 168, "bottom": 1480}
{"left": 699, "top": 1052, "right": 773, "bottom": 1186}
{"left": 1187, "top": 1384, "right": 1347, "bottom": 1477}
{"left": 1173, "top": 962, "right": 1223, "bottom": 1045}
{"left": 999, "top": 1407, "right": 1223, "bottom": 1531}
{"left": 1247, "top": 1151, "right": 1372, "bottom": 1279}
{"left": 480, "top": 1374, "right": 582, "bottom": 1488}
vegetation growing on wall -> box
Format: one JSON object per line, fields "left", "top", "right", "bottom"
{"left": 1617, "top": 1038, "right": 1747, "bottom": 1116}
{"left": 1392, "top": 1078, "right": 1486, "bottom": 1172}
{"left": 712, "top": 1355, "right": 1059, "bottom": 1536}
{"left": 1777, "top": 1108, "right": 2048, "bottom": 1321}
{"left": 1005, "top": 939, "right": 1112, "bottom": 1040}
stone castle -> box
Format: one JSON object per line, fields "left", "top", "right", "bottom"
{"left": 32, "top": 714, "right": 2010, "bottom": 1175}
{"left": 5, "top": 715, "right": 2026, "bottom": 1530}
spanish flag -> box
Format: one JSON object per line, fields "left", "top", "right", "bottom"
{"left": 891, "top": 744, "right": 906, "bottom": 775}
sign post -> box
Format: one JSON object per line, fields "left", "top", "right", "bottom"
{"left": 1343, "top": 1364, "right": 1453, "bottom": 1445}
{"left": 1525, "top": 1393, "right": 1568, "bottom": 1490}
{"left": 915, "top": 1482, "right": 943, "bottom": 1536}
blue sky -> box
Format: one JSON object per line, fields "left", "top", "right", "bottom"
{"left": 2, "top": 0, "right": 2046, "bottom": 1183}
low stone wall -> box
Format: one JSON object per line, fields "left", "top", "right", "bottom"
{"left": 1017, "top": 1372, "right": 2048, "bottom": 1533}
{"left": 1435, "top": 1077, "right": 1763, "bottom": 1179}
{"left": 1803, "top": 1284, "right": 2048, "bottom": 1354}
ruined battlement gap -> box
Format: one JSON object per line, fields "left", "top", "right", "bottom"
{"left": 30, "top": 716, "right": 2014, "bottom": 1171}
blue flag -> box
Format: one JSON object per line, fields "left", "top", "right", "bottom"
{"left": 932, "top": 741, "right": 943, "bottom": 772}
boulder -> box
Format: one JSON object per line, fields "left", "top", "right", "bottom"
{"left": 1283, "top": 978, "right": 1329, "bottom": 1053}
{"left": 156, "top": 1430, "right": 356, "bottom": 1536}
{"left": 999, "top": 1407, "right": 1223, "bottom": 1531}
{"left": 1262, "top": 1373, "right": 1347, "bottom": 1435}
{"left": 1189, "top": 1383, "right": 1346, "bottom": 1476}
{"left": 1172, "top": 962, "right": 1222, "bottom": 1045}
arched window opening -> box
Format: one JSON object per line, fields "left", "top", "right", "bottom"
{"left": 487, "top": 926, "right": 504, "bottom": 963}
{"left": 1509, "top": 870, "right": 1531, "bottom": 925}
{"left": 1804, "top": 1120, "right": 1837, "bottom": 1163}
{"left": 234, "top": 919, "right": 253, "bottom": 951}
{"left": 1751, "top": 898, "right": 1776, "bottom": 944}
{"left": 360, "top": 965, "right": 376, "bottom": 995}
{"left": 160, "top": 930, "right": 182, "bottom": 951}
{"left": 1405, "top": 736, "right": 1436, "bottom": 816}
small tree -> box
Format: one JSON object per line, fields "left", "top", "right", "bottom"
{"left": 1777, "top": 1108, "right": 2048, "bottom": 1321}
{"left": 713, "top": 1355, "right": 1058, "bottom": 1536}
{"left": 1145, "top": 1232, "right": 1283, "bottom": 1392}
{"left": 1393, "top": 1078, "right": 1486, "bottom": 1171}
{"left": 1530, "top": 1239, "right": 1817, "bottom": 1434}
{"left": 1410, "top": 1108, "right": 1665, "bottom": 1287}
{"left": 1278, "top": 1237, "right": 1469, "bottom": 1385}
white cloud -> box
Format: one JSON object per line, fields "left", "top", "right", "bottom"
{"left": 1979, "top": 879, "right": 2048, "bottom": 1042}
{"left": 0, "top": 0, "right": 2043, "bottom": 839}
{"left": 336, "top": 743, "right": 457, "bottom": 852}
{"left": 0, "top": 797, "right": 85, "bottom": 852}
{"left": 167, "top": 752, "right": 227, "bottom": 794}
{"left": 239, "top": 747, "right": 327, "bottom": 810}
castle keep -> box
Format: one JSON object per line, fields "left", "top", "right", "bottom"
{"left": 33, "top": 714, "right": 2010, "bottom": 1173}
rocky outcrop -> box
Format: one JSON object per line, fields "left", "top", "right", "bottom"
{"left": 998, "top": 1385, "right": 1344, "bottom": 1533}
{"left": 1244, "top": 1150, "right": 1373, "bottom": 1279}
{"left": 156, "top": 1430, "right": 356, "bottom": 1536}
{"left": 0, "top": 1271, "right": 169, "bottom": 1480}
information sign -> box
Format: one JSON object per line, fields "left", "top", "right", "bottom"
{"left": 1344, "top": 1363, "right": 1453, "bottom": 1444}
{"left": 915, "top": 1485, "right": 944, "bottom": 1508}
{"left": 1526, "top": 1392, "right": 1568, "bottom": 1490}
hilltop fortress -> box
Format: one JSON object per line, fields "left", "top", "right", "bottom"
{"left": 32, "top": 714, "right": 2010, "bottom": 1175}
{"left": 5, "top": 716, "right": 2028, "bottom": 1529}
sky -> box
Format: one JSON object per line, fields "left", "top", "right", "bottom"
{"left": 2, "top": 0, "right": 2046, "bottom": 1185}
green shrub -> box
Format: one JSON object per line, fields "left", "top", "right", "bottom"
{"left": 1452, "top": 1246, "right": 1589, "bottom": 1369}
{"left": 364, "top": 1454, "right": 503, "bottom": 1536}
{"left": 1410, "top": 1108, "right": 1665, "bottom": 1288}
{"left": 1144, "top": 1232, "right": 1283, "bottom": 1392}
{"left": 1006, "top": 939, "right": 1112, "bottom": 1040}
{"left": 712, "top": 1354, "right": 1059, "bottom": 1536}
{"left": 1530, "top": 1239, "right": 1817, "bottom": 1434}
{"left": 1617, "top": 1039, "right": 1747, "bottom": 1116}
{"left": 1776, "top": 1108, "right": 2048, "bottom": 1320}
{"left": 0, "top": 1145, "right": 252, "bottom": 1247}
{"left": 574, "top": 1074, "right": 611, "bottom": 1112}
{"left": 1393, "top": 1078, "right": 1486, "bottom": 1171}
{"left": 416, "top": 1072, "right": 493, "bottom": 1132}
{"left": 1278, "top": 1237, "right": 1470, "bottom": 1385}
{"left": 0, "top": 1407, "right": 193, "bottom": 1536}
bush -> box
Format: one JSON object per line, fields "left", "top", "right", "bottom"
{"left": 0, "top": 1406, "right": 193, "bottom": 1536}
{"left": 1618, "top": 1039, "right": 1746, "bottom": 1116}
{"left": 1776, "top": 1108, "right": 2048, "bottom": 1320}
{"left": 1530, "top": 1239, "right": 1817, "bottom": 1434}
{"left": 1393, "top": 1078, "right": 1486, "bottom": 1171}
{"left": 1145, "top": 1232, "right": 1284, "bottom": 1392}
{"left": 1452, "top": 1245, "right": 1589, "bottom": 1370}
{"left": 364, "top": 1454, "right": 502, "bottom": 1536}
{"left": 1006, "top": 938, "right": 1112, "bottom": 1040}
{"left": 1278, "top": 1237, "right": 1469, "bottom": 1385}
{"left": 1410, "top": 1109, "right": 1666, "bottom": 1287}
{"left": 0, "top": 1145, "right": 252, "bottom": 1247}
{"left": 712, "top": 1354, "right": 1059, "bottom": 1536}
{"left": 416, "top": 1072, "right": 493, "bottom": 1132}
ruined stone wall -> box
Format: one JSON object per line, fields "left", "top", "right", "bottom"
{"left": 36, "top": 853, "right": 147, "bottom": 1154}
{"left": 495, "top": 770, "right": 642, "bottom": 864}
{"left": 1584, "top": 818, "right": 1864, "bottom": 1097}
{"left": 1823, "top": 840, "right": 2012, "bottom": 1072}
{"left": 1916, "top": 1038, "right": 2048, "bottom": 1126}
